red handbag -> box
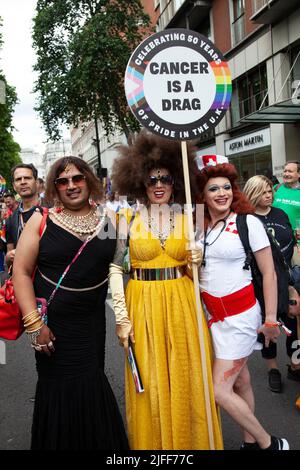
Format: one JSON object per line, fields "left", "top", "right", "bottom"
{"left": 0, "top": 279, "right": 24, "bottom": 340}
{"left": 0, "top": 208, "right": 48, "bottom": 341}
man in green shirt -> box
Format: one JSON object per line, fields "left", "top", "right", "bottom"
{"left": 273, "top": 161, "right": 300, "bottom": 231}
{"left": 273, "top": 162, "right": 300, "bottom": 389}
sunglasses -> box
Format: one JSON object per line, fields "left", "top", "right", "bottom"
{"left": 146, "top": 175, "right": 174, "bottom": 187}
{"left": 289, "top": 299, "right": 297, "bottom": 306}
{"left": 55, "top": 174, "right": 86, "bottom": 190}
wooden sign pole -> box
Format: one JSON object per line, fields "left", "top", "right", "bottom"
{"left": 181, "top": 141, "right": 215, "bottom": 450}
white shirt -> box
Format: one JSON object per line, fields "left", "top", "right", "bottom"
{"left": 199, "top": 214, "right": 270, "bottom": 297}
{"left": 198, "top": 213, "right": 269, "bottom": 359}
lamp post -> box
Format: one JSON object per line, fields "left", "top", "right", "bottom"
{"left": 94, "top": 116, "right": 102, "bottom": 178}
{"left": 0, "top": 79, "right": 5, "bottom": 104}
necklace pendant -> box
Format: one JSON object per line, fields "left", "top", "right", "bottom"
{"left": 147, "top": 210, "right": 175, "bottom": 249}
{"left": 159, "top": 237, "right": 166, "bottom": 249}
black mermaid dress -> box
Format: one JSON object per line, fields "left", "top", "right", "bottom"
{"left": 32, "top": 217, "right": 128, "bottom": 450}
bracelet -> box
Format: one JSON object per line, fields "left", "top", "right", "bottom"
{"left": 23, "top": 309, "right": 44, "bottom": 333}
{"left": 23, "top": 309, "right": 39, "bottom": 326}
{"left": 264, "top": 322, "right": 279, "bottom": 328}
{"left": 26, "top": 328, "right": 42, "bottom": 346}
{"left": 23, "top": 309, "right": 39, "bottom": 320}
{"left": 25, "top": 322, "right": 44, "bottom": 333}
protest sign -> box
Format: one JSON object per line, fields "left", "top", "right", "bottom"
{"left": 124, "top": 30, "right": 232, "bottom": 450}
{"left": 125, "top": 29, "right": 231, "bottom": 141}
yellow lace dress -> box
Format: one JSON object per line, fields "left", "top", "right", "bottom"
{"left": 124, "top": 211, "right": 223, "bottom": 450}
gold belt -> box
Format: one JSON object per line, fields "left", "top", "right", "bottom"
{"left": 130, "top": 266, "right": 186, "bottom": 281}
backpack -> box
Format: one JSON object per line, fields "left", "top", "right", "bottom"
{"left": 235, "top": 214, "right": 290, "bottom": 322}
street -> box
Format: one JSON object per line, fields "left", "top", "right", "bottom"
{"left": 0, "top": 298, "right": 299, "bottom": 450}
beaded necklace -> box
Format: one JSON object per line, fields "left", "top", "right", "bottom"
{"left": 51, "top": 206, "right": 107, "bottom": 237}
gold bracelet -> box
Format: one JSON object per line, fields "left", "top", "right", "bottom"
{"left": 23, "top": 312, "right": 41, "bottom": 328}
{"left": 23, "top": 309, "right": 39, "bottom": 320}
{"left": 24, "top": 318, "right": 42, "bottom": 328}
{"left": 23, "top": 309, "right": 44, "bottom": 333}
{"left": 23, "top": 312, "right": 40, "bottom": 327}
{"left": 25, "top": 320, "right": 44, "bottom": 334}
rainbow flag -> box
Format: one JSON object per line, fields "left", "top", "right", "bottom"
{"left": 0, "top": 174, "right": 6, "bottom": 195}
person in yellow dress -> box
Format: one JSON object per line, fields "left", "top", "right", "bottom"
{"left": 108, "top": 130, "right": 223, "bottom": 450}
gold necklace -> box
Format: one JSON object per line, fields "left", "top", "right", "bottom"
{"left": 148, "top": 210, "right": 175, "bottom": 249}
{"left": 52, "top": 207, "right": 107, "bottom": 236}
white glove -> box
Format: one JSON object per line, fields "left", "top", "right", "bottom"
{"left": 108, "top": 263, "right": 135, "bottom": 353}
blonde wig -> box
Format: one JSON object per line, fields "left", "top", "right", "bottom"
{"left": 243, "top": 175, "right": 274, "bottom": 208}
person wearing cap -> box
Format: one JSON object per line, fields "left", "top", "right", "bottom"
{"left": 196, "top": 154, "right": 289, "bottom": 450}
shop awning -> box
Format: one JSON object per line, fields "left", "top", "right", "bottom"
{"left": 240, "top": 98, "right": 300, "bottom": 124}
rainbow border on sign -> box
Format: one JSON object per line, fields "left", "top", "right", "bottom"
{"left": 126, "top": 59, "right": 232, "bottom": 114}
{"left": 126, "top": 63, "right": 146, "bottom": 110}
{"left": 210, "top": 61, "right": 232, "bottom": 110}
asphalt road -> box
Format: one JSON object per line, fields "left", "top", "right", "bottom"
{"left": 0, "top": 300, "right": 299, "bottom": 450}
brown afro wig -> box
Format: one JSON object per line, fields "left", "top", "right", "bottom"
{"left": 111, "top": 130, "right": 199, "bottom": 204}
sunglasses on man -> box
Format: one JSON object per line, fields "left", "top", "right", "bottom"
{"left": 55, "top": 174, "right": 86, "bottom": 190}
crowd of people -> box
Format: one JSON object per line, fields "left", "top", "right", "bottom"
{"left": 0, "top": 132, "right": 300, "bottom": 451}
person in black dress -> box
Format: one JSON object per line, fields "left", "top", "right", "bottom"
{"left": 13, "top": 156, "right": 128, "bottom": 450}
{"left": 244, "top": 175, "right": 298, "bottom": 394}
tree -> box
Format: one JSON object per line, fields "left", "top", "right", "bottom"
{"left": 0, "top": 19, "right": 21, "bottom": 191}
{"left": 32, "top": 0, "right": 152, "bottom": 142}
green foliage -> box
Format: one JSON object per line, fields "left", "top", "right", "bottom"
{"left": 33, "top": 0, "right": 152, "bottom": 141}
{"left": 0, "top": 132, "right": 21, "bottom": 191}
{"left": 0, "top": 19, "right": 21, "bottom": 190}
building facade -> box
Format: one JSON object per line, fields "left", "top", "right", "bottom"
{"left": 70, "top": 0, "right": 159, "bottom": 184}
{"left": 70, "top": 121, "right": 127, "bottom": 182}
{"left": 70, "top": 1, "right": 300, "bottom": 187}
{"left": 42, "top": 139, "right": 72, "bottom": 177}
{"left": 154, "top": 0, "right": 300, "bottom": 185}
{"left": 20, "top": 148, "right": 45, "bottom": 180}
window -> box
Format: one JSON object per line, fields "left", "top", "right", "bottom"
{"left": 194, "top": 17, "right": 211, "bottom": 41}
{"left": 252, "top": 0, "right": 268, "bottom": 14}
{"left": 229, "top": 149, "right": 272, "bottom": 188}
{"left": 231, "top": 65, "right": 268, "bottom": 126}
{"left": 158, "top": 0, "right": 175, "bottom": 30}
{"left": 232, "top": 0, "right": 245, "bottom": 45}
{"left": 291, "top": 46, "right": 300, "bottom": 82}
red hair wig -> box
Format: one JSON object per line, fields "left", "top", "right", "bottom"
{"left": 196, "top": 163, "right": 255, "bottom": 224}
